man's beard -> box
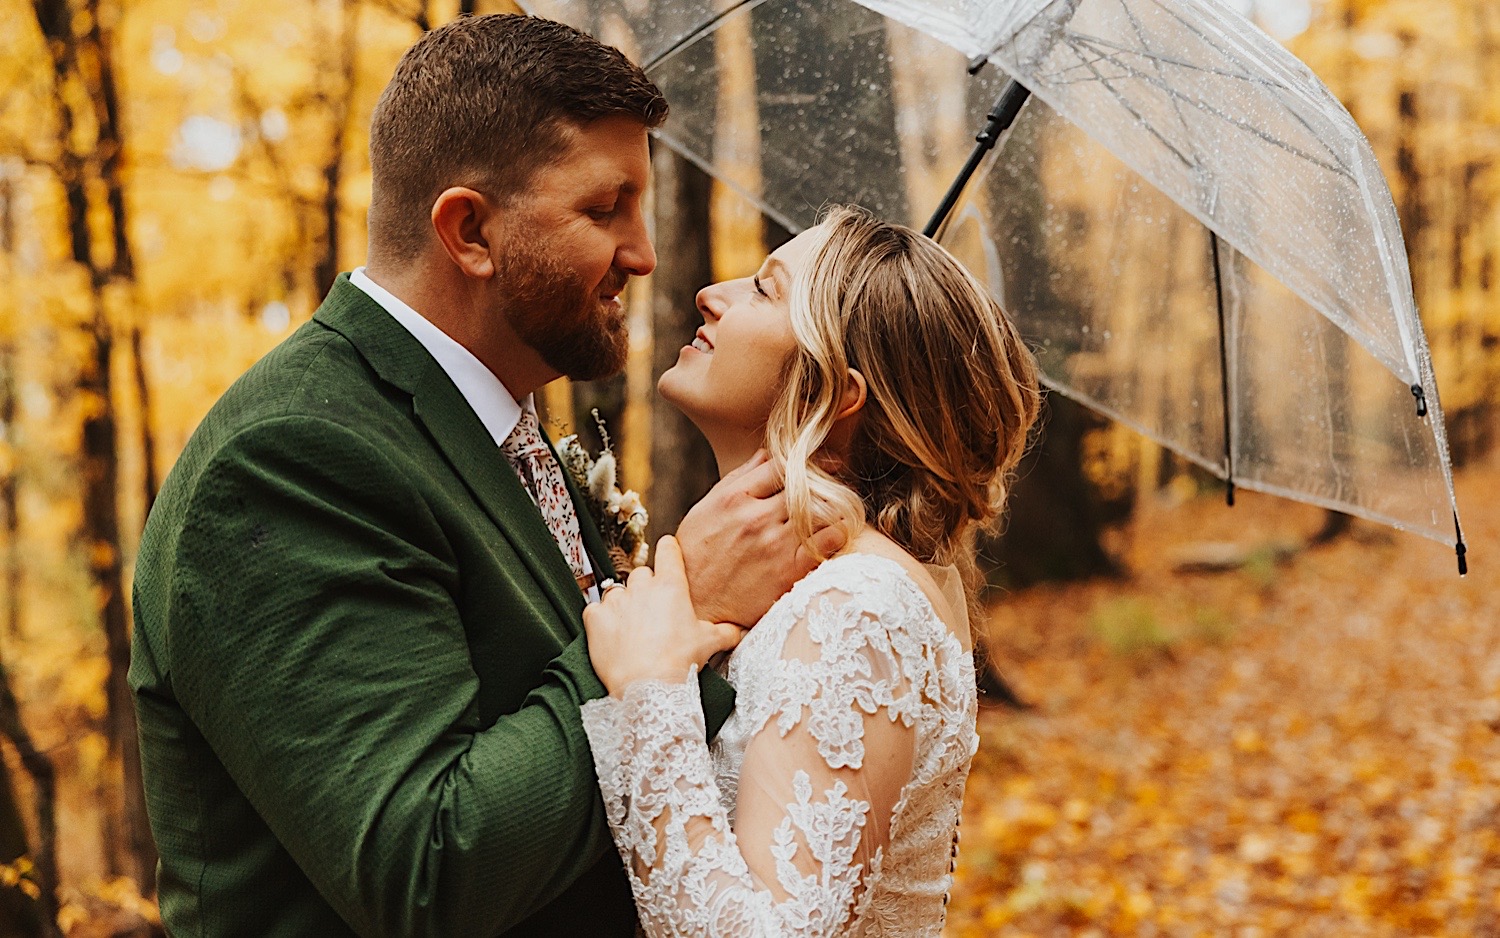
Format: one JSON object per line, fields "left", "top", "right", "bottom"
{"left": 498, "top": 242, "right": 630, "bottom": 382}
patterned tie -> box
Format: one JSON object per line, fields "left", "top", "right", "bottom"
{"left": 501, "top": 409, "right": 594, "bottom": 593}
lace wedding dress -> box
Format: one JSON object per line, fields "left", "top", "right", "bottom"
{"left": 580, "top": 552, "right": 978, "bottom": 937}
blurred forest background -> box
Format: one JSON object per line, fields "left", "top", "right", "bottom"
{"left": 0, "top": 0, "right": 1496, "bottom": 934}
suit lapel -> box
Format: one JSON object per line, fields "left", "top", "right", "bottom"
{"left": 314, "top": 276, "right": 587, "bottom": 640}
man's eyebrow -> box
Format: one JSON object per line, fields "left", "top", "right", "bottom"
{"left": 584, "top": 180, "right": 640, "bottom": 200}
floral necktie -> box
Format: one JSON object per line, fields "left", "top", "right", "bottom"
{"left": 501, "top": 409, "right": 594, "bottom": 593}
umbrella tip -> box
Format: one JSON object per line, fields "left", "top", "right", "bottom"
{"left": 1411, "top": 384, "right": 1428, "bottom": 418}
{"left": 1455, "top": 512, "right": 1468, "bottom": 576}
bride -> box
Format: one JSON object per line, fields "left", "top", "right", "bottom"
{"left": 579, "top": 204, "right": 1040, "bottom": 936}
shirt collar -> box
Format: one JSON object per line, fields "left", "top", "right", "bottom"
{"left": 349, "top": 266, "right": 532, "bottom": 447}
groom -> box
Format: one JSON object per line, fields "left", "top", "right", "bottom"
{"left": 130, "top": 15, "right": 828, "bottom": 937}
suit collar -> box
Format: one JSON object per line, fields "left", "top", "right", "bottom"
{"left": 347, "top": 266, "right": 526, "bottom": 449}
{"left": 314, "top": 275, "right": 613, "bottom": 634}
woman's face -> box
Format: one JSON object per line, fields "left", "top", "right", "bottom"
{"left": 658, "top": 225, "right": 826, "bottom": 435}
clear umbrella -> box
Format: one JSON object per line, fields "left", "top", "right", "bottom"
{"left": 521, "top": 0, "right": 1466, "bottom": 571}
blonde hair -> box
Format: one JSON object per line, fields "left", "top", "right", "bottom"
{"left": 767, "top": 205, "right": 1042, "bottom": 566}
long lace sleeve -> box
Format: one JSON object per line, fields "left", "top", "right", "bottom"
{"left": 579, "top": 585, "right": 924, "bottom": 937}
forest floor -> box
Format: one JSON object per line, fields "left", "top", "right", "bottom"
{"left": 946, "top": 458, "right": 1500, "bottom": 937}
{"left": 28, "top": 461, "right": 1498, "bottom": 936}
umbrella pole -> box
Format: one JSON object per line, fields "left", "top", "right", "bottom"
{"left": 922, "top": 78, "right": 1032, "bottom": 239}
{"left": 1210, "top": 232, "right": 1235, "bottom": 506}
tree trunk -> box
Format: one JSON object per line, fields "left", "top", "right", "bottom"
{"left": 0, "top": 661, "right": 60, "bottom": 938}
{"left": 0, "top": 751, "right": 42, "bottom": 937}
{"left": 974, "top": 87, "right": 1122, "bottom": 590}
{"left": 1, "top": 181, "right": 20, "bottom": 642}
{"left": 313, "top": 0, "right": 361, "bottom": 299}
{"left": 130, "top": 327, "right": 159, "bottom": 515}
{"left": 29, "top": 0, "right": 156, "bottom": 891}
{"left": 77, "top": 322, "right": 150, "bottom": 886}
{"left": 0, "top": 338, "right": 58, "bottom": 934}
{"left": 571, "top": 377, "right": 627, "bottom": 458}
{"left": 979, "top": 393, "right": 1124, "bottom": 590}
{"left": 647, "top": 150, "right": 719, "bottom": 538}
{"left": 0, "top": 337, "right": 60, "bottom": 938}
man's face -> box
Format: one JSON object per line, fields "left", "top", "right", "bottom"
{"left": 491, "top": 115, "right": 655, "bottom": 382}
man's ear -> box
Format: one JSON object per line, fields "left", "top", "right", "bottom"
{"left": 835, "top": 368, "right": 868, "bottom": 421}
{"left": 431, "top": 187, "right": 495, "bottom": 279}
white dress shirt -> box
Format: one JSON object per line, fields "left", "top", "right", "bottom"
{"left": 349, "top": 267, "right": 599, "bottom": 602}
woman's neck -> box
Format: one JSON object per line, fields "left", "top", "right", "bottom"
{"left": 705, "top": 429, "right": 764, "bottom": 479}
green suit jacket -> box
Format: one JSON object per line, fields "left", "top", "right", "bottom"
{"left": 129, "top": 275, "right": 735, "bottom": 937}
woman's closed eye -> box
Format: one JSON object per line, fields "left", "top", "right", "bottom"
{"left": 752, "top": 274, "right": 770, "bottom": 299}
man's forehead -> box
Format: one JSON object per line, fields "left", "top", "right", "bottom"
{"left": 538, "top": 119, "right": 651, "bottom": 188}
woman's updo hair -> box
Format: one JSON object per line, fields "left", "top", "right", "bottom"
{"left": 767, "top": 204, "right": 1042, "bottom": 565}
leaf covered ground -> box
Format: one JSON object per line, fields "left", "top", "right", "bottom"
{"left": 947, "top": 463, "right": 1499, "bottom": 937}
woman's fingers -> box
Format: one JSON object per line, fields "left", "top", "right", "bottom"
{"left": 625, "top": 563, "right": 653, "bottom": 589}
{"left": 710, "top": 621, "right": 748, "bottom": 654}
{"left": 652, "top": 535, "right": 688, "bottom": 587}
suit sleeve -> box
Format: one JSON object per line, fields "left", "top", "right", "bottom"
{"left": 165, "top": 414, "right": 621, "bottom": 936}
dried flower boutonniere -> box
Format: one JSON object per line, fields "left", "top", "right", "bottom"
{"left": 556, "top": 411, "right": 649, "bottom": 572}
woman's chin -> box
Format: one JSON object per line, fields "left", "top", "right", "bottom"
{"left": 657, "top": 368, "right": 700, "bottom": 418}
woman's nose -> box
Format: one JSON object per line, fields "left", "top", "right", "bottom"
{"left": 695, "top": 283, "right": 725, "bottom": 322}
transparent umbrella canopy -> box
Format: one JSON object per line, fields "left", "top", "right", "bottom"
{"left": 520, "top": 0, "right": 1466, "bottom": 571}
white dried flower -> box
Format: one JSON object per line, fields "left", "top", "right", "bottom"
{"left": 588, "top": 450, "right": 616, "bottom": 503}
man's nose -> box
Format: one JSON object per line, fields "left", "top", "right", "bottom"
{"left": 617, "top": 211, "right": 656, "bottom": 277}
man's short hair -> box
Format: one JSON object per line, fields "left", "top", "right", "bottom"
{"left": 368, "top": 14, "right": 667, "bottom": 259}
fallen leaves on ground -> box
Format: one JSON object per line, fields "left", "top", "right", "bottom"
{"left": 947, "top": 462, "right": 1500, "bottom": 937}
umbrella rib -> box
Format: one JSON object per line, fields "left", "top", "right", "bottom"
{"left": 1116, "top": 0, "right": 1206, "bottom": 175}
{"left": 1067, "top": 33, "right": 1270, "bottom": 87}
{"left": 1072, "top": 31, "right": 1354, "bottom": 175}
{"left": 1039, "top": 49, "right": 1124, "bottom": 84}
{"left": 1066, "top": 35, "right": 1354, "bottom": 179}
{"left": 1142, "top": 0, "right": 1356, "bottom": 174}
{"left": 642, "top": 0, "right": 769, "bottom": 72}
{"left": 1070, "top": 52, "right": 1198, "bottom": 170}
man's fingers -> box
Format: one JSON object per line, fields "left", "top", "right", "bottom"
{"left": 721, "top": 449, "right": 769, "bottom": 484}
{"left": 738, "top": 459, "right": 785, "bottom": 500}
{"left": 808, "top": 522, "right": 848, "bottom": 558}
{"left": 793, "top": 524, "right": 848, "bottom": 577}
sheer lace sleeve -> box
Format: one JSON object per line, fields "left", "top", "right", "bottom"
{"left": 579, "top": 584, "right": 921, "bottom": 937}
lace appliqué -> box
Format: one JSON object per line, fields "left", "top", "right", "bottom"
{"left": 580, "top": 554, "right": 977, "bottom": 938}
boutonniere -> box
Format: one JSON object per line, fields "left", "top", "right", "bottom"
{"left": 557, "top": 411, "right": 650, "bottom": 572}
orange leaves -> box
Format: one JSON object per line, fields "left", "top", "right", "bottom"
{"left": 947, "top": 466, "right": 1500, "bottom": 936}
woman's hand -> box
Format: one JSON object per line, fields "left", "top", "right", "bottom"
{"left": 583, "top": 535, "right": 747, "bottom": 697}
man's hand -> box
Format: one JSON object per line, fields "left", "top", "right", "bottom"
{"left": 674, "top": 451, "right": 847, "bottom": 627}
